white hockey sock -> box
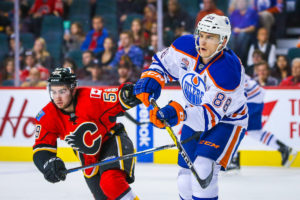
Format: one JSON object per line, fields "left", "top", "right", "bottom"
{"left": 191, "top": 156, "right": 220, "bottom": 199}
{"left": 248, "top": 130, "right": 279, "bottom": 150}
{"left": 120, "top": 189, "right": 139, "bottom": 200}
{"left": 178, "top": 167, "right": 193, "bottom": 200}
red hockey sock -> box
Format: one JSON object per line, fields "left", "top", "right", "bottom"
{"left": 99, "top": 169, "right": 130, "bottom": 199}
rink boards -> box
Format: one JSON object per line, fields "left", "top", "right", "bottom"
{"left": 0, "top": 86, "right": 299, "bottom": 167}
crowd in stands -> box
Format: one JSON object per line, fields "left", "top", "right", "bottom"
{"left": 0, "top": 0, "right": 299, "bottom": 87}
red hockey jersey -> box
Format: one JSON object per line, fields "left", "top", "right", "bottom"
{"left": 33, "top": 87, "right": 125, "bottom": 176}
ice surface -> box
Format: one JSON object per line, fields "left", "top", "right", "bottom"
{"left": 0, "top": 162, "right": 299, "bottom": 200}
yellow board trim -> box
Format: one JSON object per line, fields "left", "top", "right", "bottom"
{"left": 0, "top": 147, "right": 78, "bottom": 162}
{"left": 153, "top": 149, "right": 300, "bottom": 167}
{"left": 1, "top": 147, "right": 300, "bottom": 167}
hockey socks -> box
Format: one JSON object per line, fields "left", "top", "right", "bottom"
{"left": 100, "top": 169, "right": 137, "bottom": 200}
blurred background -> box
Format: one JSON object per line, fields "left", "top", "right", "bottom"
{"left": 0, "top": 0, "right": 299, "bottom": 87}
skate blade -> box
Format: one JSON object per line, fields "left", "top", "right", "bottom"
{"left": 284, "top": 150, "right": 298, "bottom": 168}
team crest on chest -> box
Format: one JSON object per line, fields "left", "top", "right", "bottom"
{"left": 181, "top": 73, "right": 205, "bottom": 106}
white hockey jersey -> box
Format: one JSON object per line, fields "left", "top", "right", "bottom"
{"left": 150, "top": 35, "right": 248, "bottom": 132}
{"left": 244, "top": 74, "right": 265, "bottom": 104}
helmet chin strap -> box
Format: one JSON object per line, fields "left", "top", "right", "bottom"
{"left": 204, "top": 42, "right": 224, "bottom": 60}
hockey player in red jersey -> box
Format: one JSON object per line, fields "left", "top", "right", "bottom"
{"left": 33, "top": 68, "right": 141, "bottom": 200}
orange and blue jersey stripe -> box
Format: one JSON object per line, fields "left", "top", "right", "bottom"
{"left": 218, "top": 126, "right": 244, "bottom": 168}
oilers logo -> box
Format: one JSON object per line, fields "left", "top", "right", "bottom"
{"left": 181, "top": 73, "right": 205, "bottom": 106}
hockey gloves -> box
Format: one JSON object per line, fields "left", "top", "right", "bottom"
{"left": 119, "top": 83, "right": 141, "bottom": 110}
{"left": 43, "top": 157, "right": 66, "bottom": 183}
{"left": 134, "top": 69, "right": 165, "bottom": 107}
{"left": 150, "top": 101, "right": 185, "bottom": 128}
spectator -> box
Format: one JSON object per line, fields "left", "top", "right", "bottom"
{"left": 297, "top": 36, "right": 300, "bottom": 48}
{"left": 195, "top": 0, "right": 225, "bottom": 25}
{"left": 32, "top": 37, "right": 53, "bottom": 70}
{"left": 63, "top": 22, "right": 85, "bottom": 54}
{"left": 81, "top": 16, "right": 108, "bottom": 54}
{"left": 111, "top": 55, "right": 135, "bottom": 85}
{"left": 28, "top": 0, "right": 64, "bottom": 36}
{"left": 97, "top": 37, "right": 116, "bottom": 70}
{"left": 150, "top": 22, "right": 157, "bottom": 35}
{"left": 21, "top": 67, "right": 47, "bottom": 87}
{"left": 143, "top": 4, "right": 157, "bottom": 33}
{"left": 0, "top": 57, "right": 14, "bottom": 86}
{"left": 229, "top": 0, "right": 259, "bottom": 64}
{"left": 245, "top": 49, "right": 265, "bottom": 77}
{"left": 76, "top": 50, "right": 95, "bottom": 79}
{"left": 144, "top": 34, "right": 158, "bottom": 69}
{"left": 110, "top": 31, "right": 144, "bottom": 69}
{"left": 164, "top": 0, "right": 193, "bottom": 39}
{"left": 62, "top": 57, "right": 77, "bottom": 73}
{"left": 280, "top": 58, "right": 300, "bottom": 86}
{"left": 247, "top": 27, "right": 276, "bottom": 68}
{"left": 131, "top": 19, "right": 150, "bottom": 49}
{"left": 254, "top": 61, "right": 279, "bottom": 86}
{"left": 78, "top": 59, "right": 111, "bottom": 86}
{"left": 82, "top": 50, "right": 95, "bottom": 68}
{"left": 29, "top": 0, "right": 64, "bottom": 17}
{"left": 117, "top": 0, "right": 147, "bottom": 29}
{"left": 0, "top": 5, "right": 12, "bottom": 34}
{"left": 252, "top": 0, "right": 283, "bottom": 34}
{"left": 271, "top": 55, "right": 291, "bottom": 82}
{"left": 20, "top": 50, "right": 50, "bottom": 82}
{"left": 6, "top": 34, "right": 25, "bottom": 66}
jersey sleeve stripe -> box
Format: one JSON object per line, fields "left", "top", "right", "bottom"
{"left": 203, "top": 104, "right": 216, "bottom": 127}
{"left": 222, "top": 114, "right": 248, "bottom": 121}
{"left": 171, "top": 44, "right": 197, "bottom": 60}
{"left": 247, "top": 91, "right": 261, "bottom": 100}
{"left": 245, "top": 83, "right": 259, "bottom": 92}
{"left": 232, "top": 107, "right": 247, "bottom": 117}
{"left": 152, "top": 54, "right": 179, "bottom": 80}
{"left": 247, "top": 86, "right": 260, "bottom": 97}
{"left": 204, "top": 103, "right": 221, "bottom": 121}
{"left": 203, "top": 107, "right": 209, "bottom": 132}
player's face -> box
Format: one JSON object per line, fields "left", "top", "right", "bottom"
{"left": 50, "top": 85, "right": 73, "bottom": 110}
{"left": 197, "top": 32, "right": 220, "bottom": 58}
{"left": 292, "top": 61, "right": 300, "bottom": 78}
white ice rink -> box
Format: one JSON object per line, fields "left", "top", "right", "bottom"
{"left": 1, "top": 162, "right": 300, "bottom": 200}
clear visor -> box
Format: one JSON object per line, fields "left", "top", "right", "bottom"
{"left": 48, "top": 84, "right": 71, "bottom": 100}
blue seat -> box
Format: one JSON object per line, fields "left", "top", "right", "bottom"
{"left": 122, "top": 13, "right": 144, "bottom": 31}
{"left": 41, "top": 16, "right": 63, "bottom": 36}
{"left": 287, "top": 48, "right": 300, "bottom": 61}
{"left": 21, "top": 33, "right": 35, "bottom": 50}
{"left": 0, "top": 33, "right": 9, "bottom": 63}
{"left": 66, "top": 50, "right": 83, "bottom": 68}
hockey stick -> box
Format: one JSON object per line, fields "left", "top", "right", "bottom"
{"left": 63, "top": 130, "right": 201, "bottom": 175}
{"left": 124, "top": 112, "right": 150, "bottom": 125}
{"left": 150, "top": 98, "right": 213, "bottom": 189}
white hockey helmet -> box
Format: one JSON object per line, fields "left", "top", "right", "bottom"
{"left": 194, "top": 14, "right": 231, "bottom": 58}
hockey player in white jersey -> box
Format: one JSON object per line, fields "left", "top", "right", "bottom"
{"left": 228, "top": 75, "right": 297, "bottom": 169}
{"left": 134, "top": 14, "right": 248, "bottom": 200}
